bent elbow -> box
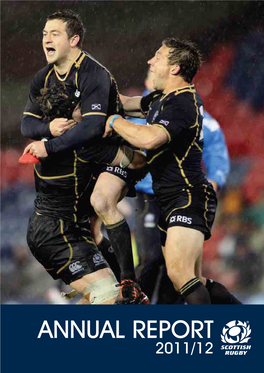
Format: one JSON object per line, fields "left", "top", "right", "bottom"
{"left": 21, "top": 122, "right": 29, "bottom": 138}
{"left": 144, "top": 137, "right": 162, "bottom": 150}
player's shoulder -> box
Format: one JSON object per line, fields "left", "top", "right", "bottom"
{"left": 141, "top": 90, "right": 163, "bottom": 111}
{"left": 80, "top": 51, "right": 111, "bottom": 77}
{"left": 30, "top": 64, "right": 53, "bottom": 90}
{"left": 34, "top": 64, "right": 53, "bottom": 80}
{"left": 165, "top": 86, "right": 202, "bottom": 111}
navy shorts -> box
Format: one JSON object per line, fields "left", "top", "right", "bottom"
{"left": 27, "top": 213, "right": 109, "bottom": 285}
{"left": 158, "top": 183, "right": 217, "bottom": 246}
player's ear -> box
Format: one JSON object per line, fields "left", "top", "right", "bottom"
{"left": 171, "top": 65, "right": 180, "bottom": 76}
{"left": 70, "top": 34, "right": 80, "bottom": 48}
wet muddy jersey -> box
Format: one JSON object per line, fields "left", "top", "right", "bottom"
{"left": 141, "top": 85, "right": 208, "bottom": 214}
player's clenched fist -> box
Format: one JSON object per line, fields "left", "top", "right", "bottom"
{"left": 49, "top": 118, "right": 76, "bottom": 137}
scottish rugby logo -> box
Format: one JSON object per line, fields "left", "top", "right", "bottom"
{"left": 221, "top": 320, "right": 251, "bottom": 355}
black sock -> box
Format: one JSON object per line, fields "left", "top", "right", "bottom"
{"left": 97, "top": 236, "right": 121, "bottom": 282}
{"left": 179, "top": 278, "right": 211, "bottom": 304}
{"left": 206, "top": 279, "right": 242, "bottom": 304}
{"left": 106, "top": 219, "right": 136, "bottom": 281}
{"left": 157, "top": 271, "right": 185, "bottom": 304}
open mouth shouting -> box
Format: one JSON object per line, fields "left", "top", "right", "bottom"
{"left": 46, "top": 47, "right": 56, "bottom": 56}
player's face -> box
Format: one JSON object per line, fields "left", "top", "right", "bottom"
{"left": 148, "top": 45, "right": 170, "bottom": 91}
{"left": 42, "top": 19, "right": 71, "bottom": 65}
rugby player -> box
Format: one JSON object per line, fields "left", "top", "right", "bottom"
{"left": 129, "top": 71, "right": 241, "bottom": 304}
{"left": 21, "top": 10, "right": 148, "bottom": 304}
{"left": 104, "top": 38, "right": 236, "bottom": 304}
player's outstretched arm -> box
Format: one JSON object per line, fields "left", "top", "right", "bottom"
{"left": 104, "top": 115, "right": 168, "bottom": 150}
{"left": 120, "top": 94, "right": 143, "bottom": 113}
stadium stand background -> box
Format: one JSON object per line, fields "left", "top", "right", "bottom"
{"left": 1, "top": 1, "right": 264, "bottom": 303}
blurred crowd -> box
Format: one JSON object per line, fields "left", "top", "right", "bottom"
{"left": 1, "top": 31, "right": 264, "bottom": 304}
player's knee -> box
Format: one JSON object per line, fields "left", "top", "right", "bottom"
{"left": 166, "top": 265, "right": 195, "bottom": 290}
{"left": 90, "top": 191, "right": 111, "bottom": 215}
{"left": 83, "top": 276, "right": 119, "bottom": 304}
{"left": 166, "top": 266, "right": 180, "bottom": 288}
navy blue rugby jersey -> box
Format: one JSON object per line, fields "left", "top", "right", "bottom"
{"left": 141, "top": 85, "right": 208, "bottom": 200}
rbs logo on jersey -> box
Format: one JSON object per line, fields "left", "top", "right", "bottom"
{"left": 170, "top": 215, "right": 192, "bottom": 225}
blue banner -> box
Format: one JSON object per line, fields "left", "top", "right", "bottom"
{"left": 1, "top": 305, "right": 262, "bottom": 372}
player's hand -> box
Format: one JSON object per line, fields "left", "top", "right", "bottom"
{"left": 49, "top": 118, "right": 76, "bottom": 137}
{"left": 103, "top": 116, "right": 114, "bottom": 138}
{"left": 23, "top": 141, "right": 48, "bottom": 159}
{"left": 72, "top": 106, "right": 82, "bottom": 123}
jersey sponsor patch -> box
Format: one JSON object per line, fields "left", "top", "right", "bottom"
{"left": 159, "top": 119, "right": 169, "bottom": 126}
{"left": 113, "top": 167, "right": 127, "bottom": 178}
{"left": 91, "top": 103, "right": 101, "bottom": 110}
{"left": 169, "top": 215, "right": 192, "bottom": 225}
{"left": 69, "top": 261, "right": 84, "bottom": 275}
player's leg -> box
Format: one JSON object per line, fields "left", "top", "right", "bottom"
{"left": 111, "top": 145, "right": 146, "bottom": 170}
{"left": 90, "top": 173, "right": 134, "bottom": 277}
{"left": 163, "top": 226, "right": 211, "bottom": 304}
{"left": 157, "top": 266, "right": 185, "bottom": 304}
{"left": 27, "top": 213, "right": 119, "bottom": 305}
{"left": 90, "top": 172, "right": 149, "bottom": 304}
{"left": 194, "top": 254, "right": 242, "bottom": 304}
{"left": 195, "top": 252, "right": 242, "bottom": 304}
{"left": 69, "top": 267, "right": 119, "bottom": 305}
{"left": 84, "top": 176, "right": 121, "bottom": 282}
{"left": 90, "top": 214, "right": 121, "bottom": 282}
{"left": 135, "top": 194, "right": 163, "bottom": 301}
{"left": 154, "top": 245, "right": 241, "bottom": 305}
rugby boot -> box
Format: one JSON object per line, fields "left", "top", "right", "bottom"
{"left": 115, "top": 279, "right": 150, "bottom": 304}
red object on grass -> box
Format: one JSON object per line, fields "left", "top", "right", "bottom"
{"left": 19, "top": 153, "right": 40, "bottom": 164}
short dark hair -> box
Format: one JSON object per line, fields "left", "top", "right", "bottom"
{"left": 162, "top": 38, "right": 202, "bottom": 83}
{"left": 37, "top": 83, "right": 78, "bottom": 121}
{"left": 46, "top": 10, "right": 85, "bottom": 48}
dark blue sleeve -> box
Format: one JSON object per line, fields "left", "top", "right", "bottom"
{"left": 21, "top": 68, "right": 52, "bottom": 139}
{"left": 44, "top": 67, "right": 111, "bottom": 154}
{"left": 44, "top": 115, "right": 105, "bottom": 154}
{"left": 21, "top": 115, "right": 52, "bottom": 140}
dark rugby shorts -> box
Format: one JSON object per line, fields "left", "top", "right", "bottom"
{"left": 158, "top": 183, "right": 217, "bottom": 246}
{"left": 27, "top": 213, "right": 109, "bottom": 284}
